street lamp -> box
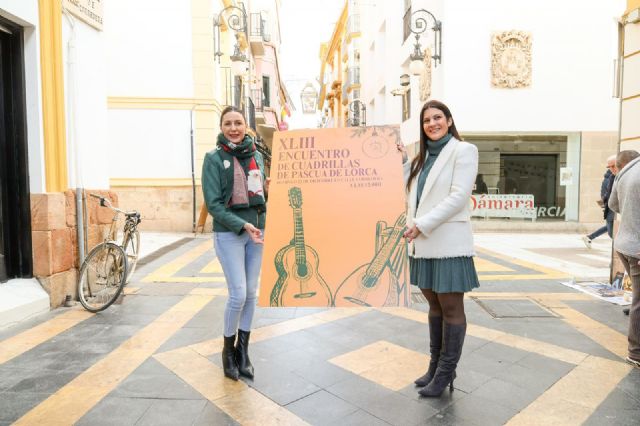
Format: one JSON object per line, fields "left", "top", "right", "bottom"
{"left": 348, "top": 99, "right": 366, "bottom": 127}
{"left": 213, "top": 5, "right": 249, "bottom": 74}
{"left": 300, "top": 83, "right": 319, "bottom": 114}
{"left": 408, "top": 8, "right": 442, "bottom": 74}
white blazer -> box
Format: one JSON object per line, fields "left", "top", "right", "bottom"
{"left": 404, "top": 137, "right": 479, "bottom": 259}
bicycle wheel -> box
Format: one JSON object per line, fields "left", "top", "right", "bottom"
{"left": 77, "top": 242, "right": 128, "bottom": 312}
{"left": 122, "top": 230, "right": 140, "bottom": 283}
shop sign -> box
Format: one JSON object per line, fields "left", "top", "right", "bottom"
{"left": 63, "top": 0, "right": 103, "bottom": 31}
{"left": 471, "top": 194, "right": 536, "bottom": 219}
{"left": 536, "top": 206, "right": 566, "bottom": 218}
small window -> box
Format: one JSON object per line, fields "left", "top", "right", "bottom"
{"left": 262, "top": 76, "right": 271, "bottom": 107}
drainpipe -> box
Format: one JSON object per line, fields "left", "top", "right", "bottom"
{"left": 62, "top": 10, "right": 85, "bottom": 265}
{"left": 190, "top": 107, "right": 196, "bottom": 233}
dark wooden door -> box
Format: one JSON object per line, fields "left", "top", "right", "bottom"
{"left": 0, "top": 18, "right": 32, "bottom": 282}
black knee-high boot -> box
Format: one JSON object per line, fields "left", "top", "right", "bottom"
{"left": 222, "top": 334, "right": 239, "bottom": 380}
{"left": 235, "top": 329, "right": 254, "bottom": 379}
{"left": 415, "top": 316, "right": 443, "bottom": 387}
{"left": 419, "top": 322, "right": 466, "bottom": 397}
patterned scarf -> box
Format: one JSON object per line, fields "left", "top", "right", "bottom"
{"left": 217, "top": 133, "right": 266, "bottom": 209}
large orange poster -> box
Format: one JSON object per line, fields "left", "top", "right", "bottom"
{"left": 259, "top": 126, "right": 409, "bottom": 308}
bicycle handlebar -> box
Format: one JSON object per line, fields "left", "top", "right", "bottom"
{"left": 89, "top": 193, "right": 140, "bottom": 218}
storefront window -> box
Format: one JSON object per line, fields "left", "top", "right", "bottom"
{"left": 467, "top": 135, "right": 569, "bottom": 221}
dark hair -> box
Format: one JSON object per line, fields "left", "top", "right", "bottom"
{"left": 616, "top": 150, "right": 640, "bottom": 170}
{"left": 219, "top": 106, "right": 246, "bottom": 127}
{"left": 406, "top": 100, "right": 461, "bottom": 191}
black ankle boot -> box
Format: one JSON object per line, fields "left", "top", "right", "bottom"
{"left": 419, "top": 322, "right": 466, "bottom": 397}
{"left": 235, "top": 329, "right": 254, "bottom": 379}
{"left": 415, "top": 316, "right": 443, "bottom": 387}
{"left": 222, "top": 334, "right": 239, "bottom": 380}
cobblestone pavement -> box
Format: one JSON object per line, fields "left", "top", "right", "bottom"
{"left": 1, "top": 235, "right": 638, "bottom": 425}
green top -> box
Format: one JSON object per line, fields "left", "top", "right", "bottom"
{"left": 416, "top": 133, "right": 452, "bottom": 203}
{"left": 201, "top": 147, "right": 267, "bottom": 233}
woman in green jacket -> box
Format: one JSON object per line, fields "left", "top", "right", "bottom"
{"left": 201, "top": 106, "right": 267, "bottom": 381}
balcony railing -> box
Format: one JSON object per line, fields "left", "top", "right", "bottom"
{"left": 348, "top": 100, "right": 366, "bottom": 127}
{"left": 347, "top": 14, "right": 360, "bottom": 35}
{"left": 403, "top": 7, "right": 411, "bottom": 42}
{"left": 249, "top": 13, "right": 267, "bottom": 41}
{"left": 250, "top": 88, "right": 263, "bottom": 112}
{"left": 347, "top": 67, "right": 360, "bottom": 89}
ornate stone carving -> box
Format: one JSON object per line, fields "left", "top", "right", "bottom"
{"left": 491, "top": 31, "right": 532, "bottom": 89}
{"left": 419, "top": 47, "right": 432, "bottom": 102}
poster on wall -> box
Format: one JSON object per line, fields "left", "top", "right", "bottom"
{"left": 258, "top": 126, "right": 409, "bottom": 308}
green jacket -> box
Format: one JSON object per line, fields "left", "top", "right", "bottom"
{"left": 201, "top": 147, "right": 267, "bottom": 234}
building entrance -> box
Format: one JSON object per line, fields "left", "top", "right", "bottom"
{"left": 466, "top": 134, "right": 575, "bottom": 221}
{"left": 0, "top": 17, "right": 32, "bottom": 282}
{"left": 501, "top": 154, "right": 558, "bottom": 211}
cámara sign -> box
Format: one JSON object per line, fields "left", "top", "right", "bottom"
{"left": 471, "top": 194, "right": 536, "bottom": 219}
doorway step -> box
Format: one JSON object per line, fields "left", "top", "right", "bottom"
{"left": 0, "top": 279, "right": 49, "bottom": 330}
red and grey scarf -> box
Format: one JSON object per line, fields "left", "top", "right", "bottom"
{"left": 217, "top": 133, "right": 265, "bottom": 209}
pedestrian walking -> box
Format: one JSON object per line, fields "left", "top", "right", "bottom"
{"left": 608, "top": 149, "right": 640, "bottom": 368}
{"left": 582, "top": 155, "right": 617, "bottom": 249}
{"left": 201, "top": 106, "right": 268, "bottom": 381}
{"left": 397, "top": 100, "right": 480, "bottom": 397}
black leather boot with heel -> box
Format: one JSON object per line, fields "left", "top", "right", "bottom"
{"left": 419, "top": 322, "right": 466, "bottom": 397}
{"left": 235, "top": 329, "right": 254, "bottom": 379}
{"left": 222, "top": 334, "right": 239, "bottom": 381}
{"left": 415, "top": 316, "right": 443, "bottom": 387}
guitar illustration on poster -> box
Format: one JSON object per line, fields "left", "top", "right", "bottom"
{"left": 334, "top": 213, "right": 408, "bottom": 307}
{"left": 269, "top": 187, "right": 333, "bottom": 307}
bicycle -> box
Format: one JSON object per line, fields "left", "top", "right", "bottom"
{"left": 77, "top": 194, "right": 141, "bottom": 312}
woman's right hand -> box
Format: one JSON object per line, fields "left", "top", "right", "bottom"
{"left": 243, "top": 223, "right": 264, "bottom": 244}
{"left": 403, "top": 225, "right": 421, "bottom": 242}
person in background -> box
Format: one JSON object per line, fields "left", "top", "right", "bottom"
{"left": 582, "top": 155, "right": 617, "bottom": 249}
{"left": 473, "top": 174, "right": 488, "bottom": 195}
{"left": 608, "top": 149, "right": 640, "bottom": 368}
{"left": 201, "top": 106, "right": 268, "bottom": 381}
{"left": 397, "top": 100, "right": 480, "bottom": 397}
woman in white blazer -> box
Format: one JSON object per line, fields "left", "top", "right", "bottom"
{"left": 399, "top": 100, "right": 479, "bottom": 398}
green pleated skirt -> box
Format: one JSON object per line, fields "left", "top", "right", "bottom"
{"left": 409, "top": 256, "right": 480, "bottom": 293}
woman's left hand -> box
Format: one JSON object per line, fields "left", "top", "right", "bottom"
{"left": 403, "top": 225, "right": 421, "bottom": 242}
{"left": 265, "top": 177, "right": 271, "bottom": 194}
{"left": 243, "top": 223, "right": 264, "bottom": 244}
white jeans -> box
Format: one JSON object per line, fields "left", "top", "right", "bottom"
{"left": 214, "top": 231, "right": 263, "bottom": 337}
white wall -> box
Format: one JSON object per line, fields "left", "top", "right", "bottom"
{"left": 361, "top": 0, "right": 625, "bottom": 137}
{"left": 0, "top": 0, "right": 45, "bottom": 192}
{"left": 107, "top": 110, "right": 192, "bottom": 178}
{"left": 105, "top": 0, "right": 193, "bottom": 97}
{"left": 62, "top": 14, "right": 110, "bottom": 189}
{"left": 441, "top": 0, "right": 625, "bottom": 133}
{"left": 104, "top": 0, "right": 196, "bottom": 181}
